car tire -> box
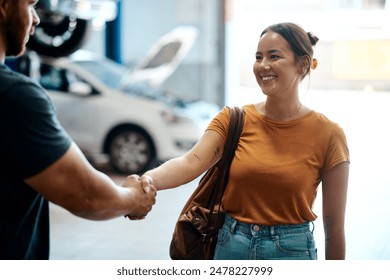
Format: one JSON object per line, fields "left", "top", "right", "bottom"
{"left": 107, "top": 128, "right": 155, "bottom": 174}
{"left": 27, "top": 13, "right": 91, "bottom": 58}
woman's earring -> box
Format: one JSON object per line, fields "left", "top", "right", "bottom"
{"left": 311, "top": 58, "right": 318, "bottom": 70}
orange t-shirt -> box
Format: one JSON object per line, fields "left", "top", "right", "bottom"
{"left": 206, "top": 105, "right": 349, "bottom": 225}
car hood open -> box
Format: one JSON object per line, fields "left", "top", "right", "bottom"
{"left": 119, "top": 25, "right": 198, "bottom": 89}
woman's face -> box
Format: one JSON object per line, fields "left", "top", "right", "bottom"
{"left": 253, "top": 31, "right": 302, "bottom": 97}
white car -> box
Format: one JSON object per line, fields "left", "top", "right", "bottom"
{"left": 36, "top": 26, "right": 220, "bottom": 174}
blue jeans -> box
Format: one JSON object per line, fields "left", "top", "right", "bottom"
{"left": 214, "top": 214, "right": 317, "bottom": 260}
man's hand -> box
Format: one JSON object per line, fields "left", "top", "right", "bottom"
{"left": 122, "top": 175, "right": 156, "bottom": 220}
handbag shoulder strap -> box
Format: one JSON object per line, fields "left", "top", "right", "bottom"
{"left": 220, "top": 106, "right": 245, "bottom": 169}
{"left": 208, "top": 106, "right": 245, "bottom": 210}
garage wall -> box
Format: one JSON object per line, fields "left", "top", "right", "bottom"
{"left": 84, "top": 0, "right": 225, "bottom": 106}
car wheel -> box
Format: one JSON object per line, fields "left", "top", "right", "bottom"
{"left": 27, "top": 11, "right": 91, "bottom": 57}
{"left": 108, "top": 129, "right": 155, "bottom": 174}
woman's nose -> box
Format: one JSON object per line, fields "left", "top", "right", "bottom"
{"left": 258, "top": 62, "right": 270, "bottom": 70}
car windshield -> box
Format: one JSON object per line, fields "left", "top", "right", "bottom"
{"left": 74, "top": 59, "right": 128, "bottom": 89}
{"left": 73, "top": 58, "right": 189, "bottom": 107}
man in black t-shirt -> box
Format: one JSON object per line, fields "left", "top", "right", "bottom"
{"left": 0, "top": 0, "right": 156, "bottom": 259}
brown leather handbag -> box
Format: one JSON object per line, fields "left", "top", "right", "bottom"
{"left": 169, "top": 106, "right": 245, "bottom": 260}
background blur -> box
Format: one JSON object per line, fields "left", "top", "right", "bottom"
{"left": 35, "top": 0, "right": 390, "bottom": 260}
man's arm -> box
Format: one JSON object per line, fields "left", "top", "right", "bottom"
{"left": 25, "top": 142, "right": 156, "bottom": 220}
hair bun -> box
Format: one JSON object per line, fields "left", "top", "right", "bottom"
{"left": 307, "top": 32, "right": 319, "bottom": 46}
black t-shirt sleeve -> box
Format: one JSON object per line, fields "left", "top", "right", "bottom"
{"left": 4, "top": 81, "right": 72, "bottom": 179}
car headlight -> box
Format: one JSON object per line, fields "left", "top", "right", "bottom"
{"left": 160, "top": 110, "right": 191, "bottom": 124}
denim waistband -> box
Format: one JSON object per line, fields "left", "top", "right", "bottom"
{"left": 223, "top": 214, "right": 313, "bottom": 237}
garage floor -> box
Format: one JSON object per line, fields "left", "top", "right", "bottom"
{"left": 49, "top": 172, "right": 197, "bottom": 260}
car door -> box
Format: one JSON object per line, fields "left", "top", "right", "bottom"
{"left": 40, "top": 61, "right": 107, "bottom": 150}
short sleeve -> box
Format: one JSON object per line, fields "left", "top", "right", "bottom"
{"left": 205, "top": 106, "right": 231, "bottom": 141}
{"left": 322, "top": 124, "right": 350, "bottom": 173}
{"left": 3, "top": 81, "right": 72, "bottom": 179}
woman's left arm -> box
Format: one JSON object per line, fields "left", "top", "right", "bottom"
{"left": 321, "top": 162, "right": 349, "bottom": 260}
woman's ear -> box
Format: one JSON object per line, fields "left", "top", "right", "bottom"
{"left": 298, "top": 56, "right": 311, "bottom": 76}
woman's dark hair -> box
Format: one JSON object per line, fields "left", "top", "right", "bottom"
{"left": 261, "top": 22, "right": 319, "bottom": 78}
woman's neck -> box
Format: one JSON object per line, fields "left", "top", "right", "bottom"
{"left": 262, "top": 99, "right": 303, "bottom": 120}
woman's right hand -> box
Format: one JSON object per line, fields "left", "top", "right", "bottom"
{"left": 140, "top": 173, "right": 154, "bottom": 192}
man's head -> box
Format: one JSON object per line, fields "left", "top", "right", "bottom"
{"left": 0, "top": 0, "right": 40, "bottom": 59}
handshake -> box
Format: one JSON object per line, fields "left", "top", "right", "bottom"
{"left": 122, "top": 174, "right": 156, "bottom": 220}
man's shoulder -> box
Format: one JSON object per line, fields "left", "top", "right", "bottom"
{"left": 1, "top": 64, "right": 36, "bottom": 89}
{"left": 0, "top": 65, "right": 45, "bottom": 102}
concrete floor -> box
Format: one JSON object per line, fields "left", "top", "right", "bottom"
{"left": 49, "top": 90, "right": 390, "bottom": 260}
{"left": 49, "top": 172, "right": 197, "bottom": 260}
